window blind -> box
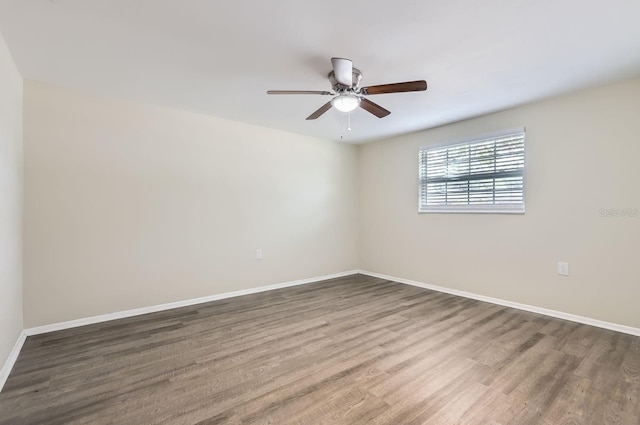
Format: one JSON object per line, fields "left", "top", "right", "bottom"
{"left": 419, "top": 131, "right": 525, "bottom": 213}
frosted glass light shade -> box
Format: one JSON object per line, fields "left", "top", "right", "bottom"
{"left": 331, "top": 94, "right": 360, "bottom": 112}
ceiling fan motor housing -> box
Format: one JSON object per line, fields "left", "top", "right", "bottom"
{"left": 328, "top": 68, "right": 362, "bottom": 93}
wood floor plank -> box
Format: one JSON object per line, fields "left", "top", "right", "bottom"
{"left": 1, "top": 274, "right": 639, "bottom": 424}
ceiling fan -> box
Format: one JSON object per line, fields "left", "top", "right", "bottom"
{"left": 267, "top": 58, "right": 428, "bottom": 120}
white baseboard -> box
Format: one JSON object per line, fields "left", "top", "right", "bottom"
{"left": 0, "top": 331, "right": 27, "bottom": 393}
{"left": 358, "top": 270, "right": 640, "bottom": 337}
{"left": 9, "top": 268, "right": 638, "bottom": 392}
{"left": 24, "top": 270, "right": 359, "bottom": 336}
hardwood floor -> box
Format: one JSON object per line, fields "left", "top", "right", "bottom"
{"left": 1, "top": 274, "right": 639, "bottom": 424}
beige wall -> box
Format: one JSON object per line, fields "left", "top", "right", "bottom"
{"left": 0, "top": 32, "right": 23, "bottom": 365}
{"left": 23, "top": 81, "right": 359, "bottom": 327}
{"left": 20, "top": 76, "right": 640, "bottom": 330}
{"left": 359, "top": 78, "right": 640, "bottom": 328}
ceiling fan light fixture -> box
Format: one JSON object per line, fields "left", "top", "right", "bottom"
{"left": 267, "top": 57, "right": 427, "bottom": 120}
{"left": 331, "top": 94, "right": 360, "bottom": 113}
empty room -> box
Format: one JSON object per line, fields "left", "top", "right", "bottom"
{"left": 1, "top": 1, "right": 639, "bottom": 424}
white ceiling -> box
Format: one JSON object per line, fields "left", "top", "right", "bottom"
{"left": 1, "top": 0, "right": 639, "bottom": 143}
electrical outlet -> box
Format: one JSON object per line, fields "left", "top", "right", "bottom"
{"left": 557, "top": 262, "right": 569, "bottom": 276}
{"left": 256, "top": 249, "right": 262, "bottom": 260}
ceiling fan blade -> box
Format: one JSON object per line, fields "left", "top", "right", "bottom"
{"left": 306, "top": 101, "right": 333, "bottom": 120}
{"left": 267, "top": 90, "right": 333, "bottom": 95}
{"left": 361, "top": 80, "right": 427, "bottom": 95}
{"left": 331, "top": 57, "right": 353, "bottom": 86}
{"left": 360, "top": 98, "right": 391, "bottom": 118}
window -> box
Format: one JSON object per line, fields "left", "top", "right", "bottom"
{"left": 419, "top": 130, "right": 525, "bottom": 213}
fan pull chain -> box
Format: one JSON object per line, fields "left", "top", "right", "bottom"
{"left": 347, "top": 112, "right": 352, "bottom": 132}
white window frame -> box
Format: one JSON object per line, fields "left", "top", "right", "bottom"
{"left": 418, "top": 129, "right": 526, "bottom": 214}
